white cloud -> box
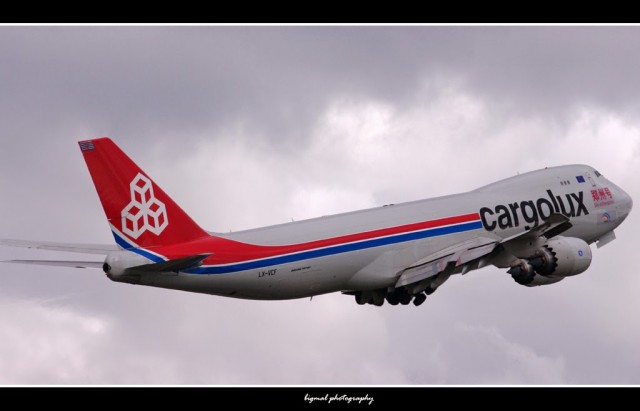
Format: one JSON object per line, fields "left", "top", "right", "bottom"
{"left": 452, "top": 323, "right": 567, "bottom": 384}
{"left": 0, "top": 297, "right": 109, "bottom": 384}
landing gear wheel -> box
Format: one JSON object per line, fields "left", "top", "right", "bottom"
{"left": 413, "top": 293, "right": 427, "bottom": 306}
{"left": 399, "top": 293, "right": 412, "bottom": 305}
{"left": 386, "top": 293, "right": 400, "bottom": 305}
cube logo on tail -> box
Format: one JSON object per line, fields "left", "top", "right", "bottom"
{"left": 121, "top": 173, "right": 168, "bottom": 239}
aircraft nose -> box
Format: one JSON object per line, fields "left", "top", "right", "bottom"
{"left": 625, "top": 189, "right": 633, "bottom": 212}
{"left": 618, "top": 186, "right": 633, "bottom": 217}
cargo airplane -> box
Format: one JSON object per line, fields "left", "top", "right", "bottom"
{"left": 0, "top": 138, "right": 633, "bottom": 307}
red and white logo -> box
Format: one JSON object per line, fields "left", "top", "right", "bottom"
{"left": 121, "top": 173, "right": 168, "bottom": 239}
{"left": 591, "top": 187, "right": 615, "bottom": 208}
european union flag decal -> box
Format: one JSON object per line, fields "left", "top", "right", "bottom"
{"left": 576, "top": 175, "right": 586, "bottom": 183}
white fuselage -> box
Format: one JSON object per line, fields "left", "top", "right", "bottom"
{"left": 115, "top": 165, "right": 632, "bottom": 300}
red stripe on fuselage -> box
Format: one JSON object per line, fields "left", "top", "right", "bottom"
{"left": 146, "top": 213, "right": 481, "bottom": 265}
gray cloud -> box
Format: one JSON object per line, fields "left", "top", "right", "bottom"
{"left": 1, "top": 26, "right": 640, "bottom": 384}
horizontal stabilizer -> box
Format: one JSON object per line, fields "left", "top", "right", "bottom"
{"left": 0, "top": 239, "right": 118, "bottom": 255}
{"left": 131, "top": 254, "right": 212, "bottom": 272}
{"left": 2, "top": 260, "right": 104, "bottom": 269}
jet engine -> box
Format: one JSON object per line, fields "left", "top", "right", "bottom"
{"left": 507, "top": 237, "right": 592, "bottom": 287}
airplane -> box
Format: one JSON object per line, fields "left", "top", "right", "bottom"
{"left": 0, "top": 138, "right": 633, "bottom": 307}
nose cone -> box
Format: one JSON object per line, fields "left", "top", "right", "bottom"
{"left": 616, "top": 185, "right": 633, "bottom": 221}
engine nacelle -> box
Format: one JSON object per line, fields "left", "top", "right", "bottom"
{"left": 508, "top": 237, "right": 592, "bottom": 287}
{"left": 542, "top": 237, "right": 592, "bottom": 277}
{"left": 525, "top": 274, "right": 565, "bottom": 286}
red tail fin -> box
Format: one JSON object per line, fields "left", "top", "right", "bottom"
{"left": 79, "top": 138, "right": 209, "bottom": 249}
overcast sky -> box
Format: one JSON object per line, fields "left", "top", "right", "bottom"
{"left": 1, "top": 26, "right": 639, "bottom": 385}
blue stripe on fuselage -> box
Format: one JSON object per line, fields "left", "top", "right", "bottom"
{"left": 111, "top": 231, "right": 165, "bottom": 263}
{"left": 186, "top": 220, "right": 483, "bottom": 275}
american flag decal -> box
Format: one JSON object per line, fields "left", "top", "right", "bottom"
{"left": 79, "top": 141, "right": 95, "bottom": 151}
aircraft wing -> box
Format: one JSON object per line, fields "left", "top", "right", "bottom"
{"left": 498, "top": 213, "right": 572, "bottom": 258}
{"left": 395, "top": 236, "right": 498, "bottom": 288}
{"left": 2, "top": 260, "right": 104, "bottom": 269}
{"left": 0, "top": 239, "right": 118, "bottom": 255}
{"left": 395, "top": 213, "right": 573, "bottom": 289}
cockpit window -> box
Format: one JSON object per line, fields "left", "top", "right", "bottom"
{"left": 594, "top": 170, "right": 602, "bottom": 177}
